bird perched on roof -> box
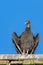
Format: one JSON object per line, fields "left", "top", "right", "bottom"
{"left": 12, "top": 20, "right": 40, "bottom": 55}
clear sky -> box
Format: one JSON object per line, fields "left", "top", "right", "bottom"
{"left": 0, "top": 0, "right": 43, "bottom": 54}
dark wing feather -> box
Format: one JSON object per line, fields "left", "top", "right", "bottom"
{"left": 12, "top": 32, "right": 22, "bottom": 54}
{"left": 31, "top": 33, "right": 40, "bottom": 54}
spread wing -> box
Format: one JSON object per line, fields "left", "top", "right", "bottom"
{"left": 31, "top": 33, "right": 40, "bottom": 54}
{"left": 12, "top": 32, "right": 22, "bottom": 54}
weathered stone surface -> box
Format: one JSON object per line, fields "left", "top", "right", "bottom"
{"left": 0, "top": 54, "right": 43, "bottom": 64}
{"left": 0, "top": 54, "right": 43, "bottom": 60}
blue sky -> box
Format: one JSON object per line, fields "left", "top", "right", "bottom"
{"left": 0, "top": 0, "right": 43, "bottom": 54}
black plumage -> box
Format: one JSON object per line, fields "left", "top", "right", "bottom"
{"left": 12, "top": 21, "right": 40, "bottom": 54}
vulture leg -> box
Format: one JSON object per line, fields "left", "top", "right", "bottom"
{"left": 31, "top": 34, "right": 40, "bottom": 54}
{"left": 12, "top": 32, "right": 22, "bottom": 54}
